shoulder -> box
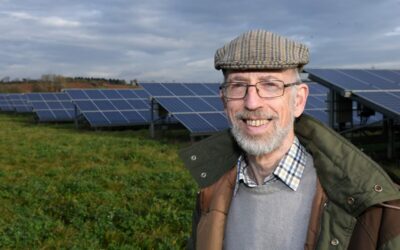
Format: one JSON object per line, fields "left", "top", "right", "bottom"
{"left": 295, "top": 115, "right": 400, "bottom": 216}
{"left": 179, "top": 129, "right": 241, "bottom": 188}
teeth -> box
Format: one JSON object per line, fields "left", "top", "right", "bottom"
{"left": 246, "top": 119, "right": 269, "bottom": 126}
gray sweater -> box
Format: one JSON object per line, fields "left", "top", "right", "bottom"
{"left": 224, "top": 153, "right": 316, "bottom": 250}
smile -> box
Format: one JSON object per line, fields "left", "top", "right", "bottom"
{"left": 245, "top": 119, "right": 271, "bottom": 127}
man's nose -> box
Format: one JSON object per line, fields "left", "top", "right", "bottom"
{"left": 244, "top": 85, "right": 263, "bottom": 110}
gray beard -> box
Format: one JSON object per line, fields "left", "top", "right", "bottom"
{"left": 231, "top": 117, "right": 293, "bottom": 156}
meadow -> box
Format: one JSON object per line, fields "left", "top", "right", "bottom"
{"left": 1, "top": 112, "right": 399, "bottom": 250}
{"left": 0, "top": 113, "right": 197, "bottom": 249}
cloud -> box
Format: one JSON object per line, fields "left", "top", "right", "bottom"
{"left": 186, "top": 59, "right": 213, "bottom": 68}
{"left": 6, "top": 11, "right": 80, "bottom": 27}
{"left": 385, "top": 27, "right": 400, "bottom": 37}
{"left": 1, "top": 0, "right": 400, "bottom": 82}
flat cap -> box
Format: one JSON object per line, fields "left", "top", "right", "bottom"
{"left": 215, "top": 29, "right": 309, "bottom": 70}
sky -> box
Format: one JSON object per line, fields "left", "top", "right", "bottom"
{"left": 1, "top": 0, "right": 400, "bottom": 82}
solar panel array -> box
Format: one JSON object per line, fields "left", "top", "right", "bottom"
{"left": 26, "top": 93, "right": 75, "bottom": 122}
{"left": 4, "top": 69, "right": 395, "bottom": 134}
{"left": 141, "top": 83, "right": 228, "bottom": 134}
{"left": 64, "top": 89, "right": 152, "bottom": 128}
{"left": 0, "top": 94, "right": 32, "bottom": 113}
{"left": 306, "top": 69, "right": 400, "bottom": 119}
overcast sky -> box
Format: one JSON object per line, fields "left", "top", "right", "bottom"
{"left": 1, "top": 0, "right": 400, "bottom": 82}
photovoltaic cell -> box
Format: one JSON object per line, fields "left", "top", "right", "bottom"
{"left": 200, "top": 113, "right": 229, "bottom": 130}
{"left": 204, "top": 84, "right": 220, "bottom": 94}
{"left": 180, "top": 97, "right": 216, "bottom": 112}
{"left": 133, "top": 89, "right": 150, "bottom": 98}
{"left": 139, "top": 83, "right": 173, "bottom": 96}
{"left": 202, "top": 97, "right": 224, "bottom": 111}
{"left": 156, "top": 97, "right": 193, "bottom": 113}
{"left": 163, "top": 83, "right": 195, "bottom": 96}
{"left": 187, "top": 83, "right": 216, "bottom": 96}
{"left": 306, "top": 96, "right": 326, "bottom": 110}
{"left": 308, "top": 82, "right": 329, "bottom": 95}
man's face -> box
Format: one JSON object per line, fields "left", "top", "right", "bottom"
{"left": 221, "top": 69, "right": 308, "bottom": 156}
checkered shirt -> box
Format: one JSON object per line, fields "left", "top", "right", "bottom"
{"left": 234, "top": 137, "right": 307, "bottom": 195}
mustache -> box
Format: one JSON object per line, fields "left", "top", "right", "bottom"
{"left": 234, "top": 110, "right": 278, "bottom": 120}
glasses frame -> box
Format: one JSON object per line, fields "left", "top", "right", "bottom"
{"left": 219, "top": 80, "right": 301, "bottom": 100}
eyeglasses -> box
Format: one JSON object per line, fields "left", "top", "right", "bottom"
{"left": 219, "top": 80, "right": 301, "bottom": 99}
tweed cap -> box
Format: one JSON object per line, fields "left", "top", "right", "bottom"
{"left": 215, "top": 29, "right": 309, "bottom": 70}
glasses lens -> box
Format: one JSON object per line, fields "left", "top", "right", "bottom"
{"left": 257, "top": 81, "right": 284, "bottom": 98}
{"left": 225, "top": 83, "right": 246, "bottom": 98}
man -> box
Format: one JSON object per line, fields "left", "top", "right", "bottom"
{"left": 180, "top": 30, "right": 400, "bottom": 249}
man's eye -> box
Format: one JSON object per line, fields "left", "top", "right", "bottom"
{"left": 230, "top": 83, "right": 246, "bottom": 89}
{"left": 260, "top": 82, "right": 279, "bottom": 87}
{"left": 260, "top": 82, "right": 282, "bottom": 90}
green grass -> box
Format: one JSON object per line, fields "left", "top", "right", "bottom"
{"left": 1, "top": 113, "right": 398, "bottom": 249}
{"left": 0, "top": 113, "right": 197, "bottom": 249}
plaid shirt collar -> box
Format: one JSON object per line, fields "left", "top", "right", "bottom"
{"left": 234, "top": 136, "right": 307, "bottom": 195}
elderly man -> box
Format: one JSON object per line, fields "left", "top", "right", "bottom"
{"left": 180, "top": 30, "right": 400, "bottom": 250}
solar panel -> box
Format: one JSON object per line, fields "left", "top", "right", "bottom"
{"left": 140, "top": 83, "right": 229, "bottom": 134}
{"left": 64, "top": 89, "right": 152, "bottom": 127}
{"left": 180, "top": 97, "right": 217, "bottom": 112}
{"left": 174, "top": 113, "right": 221, "bottom": 133}
{"left": 186, "top": 83, "right": 216, "bottom": 96}
{"left": 163, "top": 83, "right": 195, "bottom": 96}
{"left": 0, "top": 94, "right": 14, "bottom": 111}
{"left": 304, "top": 82, "right": 329, "bottom": 124}
{"left": 353, "top": 91, "right": 400, "bottom": 118}
{"left": 141, "top": 83, "right": 219, "bottom": 97}
{"left": 156, "top": 97, "right": 193, "bottom": 113}
{"left": 139, "top": 83, "right": 173, "bottom": 96}
{"left": 7, "top": 94, "right": 32, "bottom": 113}
{"left": 306, "top": 69, "right": 400, "bottom": 120}
{"left": 26, "top": 93, "right": 75, "bottom": 122}
{"left": 304, "top": 110, "right": 329, "bottom": 124}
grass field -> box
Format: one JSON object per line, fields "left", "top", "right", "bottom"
{"left": 0, "top": 113, "right": 197, "bottom": 249}
{"left": 1, "top": 113, "right": 399, "bottom": 249}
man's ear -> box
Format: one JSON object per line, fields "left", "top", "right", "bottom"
{"left": 294, "top": 83, "right": 309, "bottom": 118}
